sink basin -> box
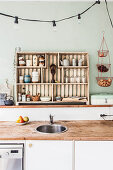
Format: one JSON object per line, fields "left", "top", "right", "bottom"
{"left": 36, "top": 124, "right": 67, "bottom": 134}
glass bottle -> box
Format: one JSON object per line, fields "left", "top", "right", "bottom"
{"left": 22, "top": 88, "right": 26, "bottom": 102}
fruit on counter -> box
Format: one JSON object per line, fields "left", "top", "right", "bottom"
{"left": 16, "top": 116, "right": 29, "bottom": 123}
{"left": 23, "top": 117, "right": 29, "bottom": 122}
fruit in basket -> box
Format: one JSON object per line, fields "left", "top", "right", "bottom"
{"left": 98, "top": 65, "right": 108, "bottom": 72}
{"left": 98, "top": 78, "right": 112, "bottom": 87}
{"left": 99, "top": 53, "right": 104, "bottom": 57}
{"left": 16, "top": 116, "right": 25, "bottom": 123}
{"left": 23, "top": 117, "right": 29, "bottom": 122}
{"left": 16, "top": 116, "right": 29, "bottom": 123}
{"left": 20, "top": 119, "right": 25, "bottom": 123}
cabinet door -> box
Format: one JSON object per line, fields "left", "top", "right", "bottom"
{"left": 75, "top": 141, "right": 113, "bottom": 170}
{"left": 26, "top": 140, "right": 73, "bottom": 170}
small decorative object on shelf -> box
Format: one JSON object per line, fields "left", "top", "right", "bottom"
{"left": 19, "top": 56, "right": 25, "bottom": 66}
{"left": 96, "top": 32, "right": 113, "bottom": 87}
{"left": 16, "top": 52, "right": 89, "bottom": 105}
{"left": 39, "top": 55, "right": 45, "bottom": 67}
{"left": 50, "top": 64, "right": 56, "bottom": 83}
{"left": 33, "top": 55, "right": 38, "bottom": 66}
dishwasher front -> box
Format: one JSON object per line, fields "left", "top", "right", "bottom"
{"left": 0, "top": 144, "right": 24, "bottom": 170}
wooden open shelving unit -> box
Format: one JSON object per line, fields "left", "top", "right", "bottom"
{"left": 16, "top": 52, "right": 89, "bottom": 105}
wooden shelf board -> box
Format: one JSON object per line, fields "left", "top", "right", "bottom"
{"left": 16, "top": 66, "right": 46, "bottom": 69}
{"left": 16, "top": 83, "right": 88, "bottom": 85}
{"left": 17, "top": 52, "right": 88, "bottom": 55}
{"left": 58, "top": 66, "right": 88, "bottom": 69}
{"left": 0, "top": 105, "right": 113, "bottom": 108}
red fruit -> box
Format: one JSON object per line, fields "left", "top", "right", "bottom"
{"left": 19, "top": 116, "right": 23, "bottom": 120}
{"left": 20, "top": 119, "right": 24, "bottom": 123}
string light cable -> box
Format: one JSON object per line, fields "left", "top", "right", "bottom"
{"left": 105, "top": 0, "right": 113, "bottom": 28}
{"left": 0, "top": 0, "right": 100, "bottom": 27}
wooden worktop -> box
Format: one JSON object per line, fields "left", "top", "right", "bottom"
{"left": 0, "top": 105, "right": 113, "bottom": 108}
{"left": 1, "top": 121, "right": 113, "bottom": 140}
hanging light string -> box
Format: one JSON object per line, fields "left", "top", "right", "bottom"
{"left": 105, "top": 0, "right": 113, "bottom": 28}
{"left": 0, "top": 0, "right": 100, "bottom": 26}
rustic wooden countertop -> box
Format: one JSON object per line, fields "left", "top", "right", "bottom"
{"left": 0, "top": 121, "right": 113, "bottom": 140}
{"left": 0, "top": 105, "right": 113, "bottom": 108}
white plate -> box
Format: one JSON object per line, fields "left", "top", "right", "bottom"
{"left": 16, "top": 121, "right": 29, "bottom": 125}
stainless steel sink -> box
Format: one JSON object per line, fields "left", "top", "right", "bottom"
{"left": 36, "top": 124, "right": 67, "bottom": 134}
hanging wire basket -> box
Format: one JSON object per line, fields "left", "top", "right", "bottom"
{"left": 98, "top": 50, "right": 109, "bottom": 57}
{"left": 97, "top": 64, "right": 111, "bottom": 72}
{"left": 96, "top": 77, "right": 112, "bottom": 87}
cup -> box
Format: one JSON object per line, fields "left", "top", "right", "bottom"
{"left": 26, "top": 60, "right": 32, "bottom": 66}
{"left": 82, "top": 76, "right": 86, "bottom": 83}
{"left": 72, "top": 59, "right": 76, "bottom": 66}
{"left": 19, "top": 76, "right": 24, "bottom": 83}
{"left": 76, "top": 76, "right": 81, "bottom": 83}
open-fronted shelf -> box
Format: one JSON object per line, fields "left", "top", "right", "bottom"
{"left": 16, "top": 52, "right": 89, "bottom": 105}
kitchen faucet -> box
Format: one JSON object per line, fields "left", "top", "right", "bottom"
{"left": 49, "top": 114, "right": 54, "bottom": 124}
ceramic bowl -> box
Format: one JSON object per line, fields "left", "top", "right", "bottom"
{"left": 40, "top": 96, "right": 51, "bottom": 102}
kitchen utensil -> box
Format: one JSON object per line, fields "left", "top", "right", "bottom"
{"left": 60, "top": 59, "right": 69, "bottom": 66}
{"left": 4, "top": 96, "right": 14, "bottom": 106}
{"left": 50, "top": 64, "right": 56, "bottom": 83}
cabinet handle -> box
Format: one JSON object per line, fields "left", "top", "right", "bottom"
{"left": 29, "top": 143, "right": 32, "bottom": 148}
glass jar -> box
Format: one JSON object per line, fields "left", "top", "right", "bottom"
{"left": 26, "top": 91, "right": 31, "bottom": 102}
{"left": 24, "top": 75, "right": 31, "bottom": 83}
{"left": 22, "top": 88, "right": 26, "bottom": 102}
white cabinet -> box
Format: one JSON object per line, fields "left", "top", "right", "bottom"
{"left": 75, "top": 141, "right": 113, "bottom": 170}
{"left": 26, "top": 140, "right": 73, "bottom": 170}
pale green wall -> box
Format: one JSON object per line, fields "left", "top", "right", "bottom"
{"left": 0, "top": 1, "right": 113, "bottom": 94}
